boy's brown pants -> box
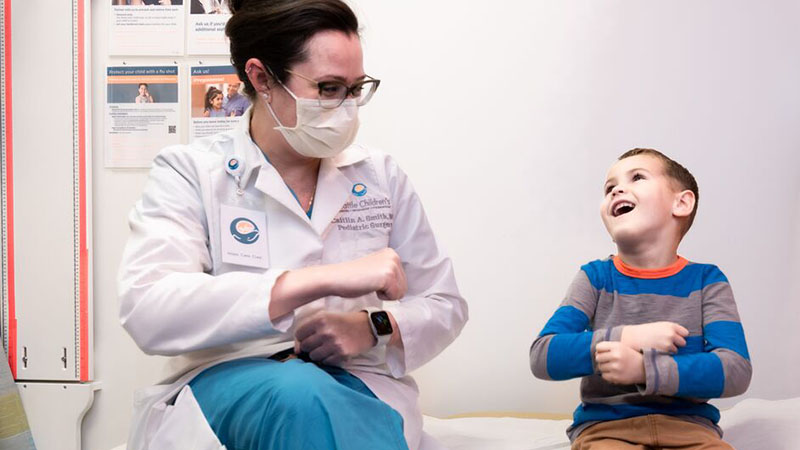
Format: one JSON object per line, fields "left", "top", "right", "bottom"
{"left": 572, "top": 414, "right": 734, "bottom": 449}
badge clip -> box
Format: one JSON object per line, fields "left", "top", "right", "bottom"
{"left": 225, "top": 157, "right": 245, "bottom": 195}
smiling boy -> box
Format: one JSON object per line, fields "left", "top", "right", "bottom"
{"left": 529, "top": 149, "right": 751, "bottom": 449}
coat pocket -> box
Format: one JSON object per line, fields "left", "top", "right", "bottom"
{"left": 148, "top": 385, "right": 225, "bottom": 450}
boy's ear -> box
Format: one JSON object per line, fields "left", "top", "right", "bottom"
{"left": 672, "top": 189, "right": 696, "bottom": 219}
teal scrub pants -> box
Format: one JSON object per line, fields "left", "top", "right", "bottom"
{"left": 189, "top": 357, "right": 409, "bottom": 450}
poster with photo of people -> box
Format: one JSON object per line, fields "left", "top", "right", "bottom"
{"left": 189, "top": 64, "right": 250, "bottom": 140}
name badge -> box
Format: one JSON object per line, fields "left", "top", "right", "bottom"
{"left": 220, "top": 204, "right": 269, "bottom": 269}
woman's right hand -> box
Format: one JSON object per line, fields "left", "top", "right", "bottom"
{"left": 269, "top": 248, "right": 407, "bottom": 321}
{"left": 328, "top": 248, "right": 407, "bottom": 300}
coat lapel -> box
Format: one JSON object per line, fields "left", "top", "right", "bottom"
{"left": 253, "top": 164, "right": 314, "bottom": 224}
{"left": 310, "top": 157, "right": 354, "bottom": 236}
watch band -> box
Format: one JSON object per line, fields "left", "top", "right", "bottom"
{"left": 362, "top": 307, "right": 392, "bottom": 347}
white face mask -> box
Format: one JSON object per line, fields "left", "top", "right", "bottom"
{"left": 262, "top": 83, "right": 360, "bottom": 159}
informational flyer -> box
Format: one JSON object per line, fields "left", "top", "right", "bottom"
{"left": 108, "top": 0, "right": 185, "bottom": 56}
{"left": 105, "top": 65, "right": 180, "bottom": 168}
{"left": 188, "top": 0, "right": 231, "bottom": 55}
{"left": 189, "top": 65, "right": 250, "bottom": 140}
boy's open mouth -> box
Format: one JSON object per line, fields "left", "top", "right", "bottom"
{"left": 612, "top": 201, "right": 635, "bottom": 217}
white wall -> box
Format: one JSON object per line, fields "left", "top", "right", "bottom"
{"left": 82, "top": 1, "right": 800, "bottom": 448}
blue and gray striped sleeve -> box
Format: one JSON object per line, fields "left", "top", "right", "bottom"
{"left": 641, "top": 266, "right": 752, "bottom": 398}
{"left": 530, "top": 268, "right": 617, "bottom": 381}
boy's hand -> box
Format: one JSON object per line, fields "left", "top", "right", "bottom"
{"left": 620, "top": 321, "right": 689, "bottom": 353}
{"left": 595, "top": 341, "right": 645, "bottom": 385}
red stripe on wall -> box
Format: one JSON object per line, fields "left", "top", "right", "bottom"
{"left": 77, "top": 0, "right": 89, "bottom": 382}
{"left": 3, "top": 0, "right": 16, "bottom": 379}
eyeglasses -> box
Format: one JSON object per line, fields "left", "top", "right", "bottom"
{"left": 285, "top": 69, "right": 381, "bottom": 109}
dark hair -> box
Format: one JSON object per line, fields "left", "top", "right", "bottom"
{"left": 138, "top": 83, "right": 148, "bottom": 88}
{"left": 618, "top": 148, "right": 699, "bottom": 234}
{"left": 204, "top": 87, "right": 223, "bottom": 110}
{"left": 225, "top": 0, "right": 359, "bottom": 98}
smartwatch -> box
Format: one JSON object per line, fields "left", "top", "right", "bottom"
{"left": 362, "top": 307, "right": 393, "bottom": 347}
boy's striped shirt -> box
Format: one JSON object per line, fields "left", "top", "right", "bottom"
{"left": 529, "top": 256, "right": 751, "bottom": 441}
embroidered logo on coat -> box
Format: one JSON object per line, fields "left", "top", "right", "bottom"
{"left": 352, "top": 183, "right": 367, "bottom": 197}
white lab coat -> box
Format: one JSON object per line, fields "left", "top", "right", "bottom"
{"left": 118, "top": 108, "right": 467, "bottom": 450}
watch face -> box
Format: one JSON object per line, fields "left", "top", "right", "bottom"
{"left": 371, "top": 311, "right": 393, "bottom": 336}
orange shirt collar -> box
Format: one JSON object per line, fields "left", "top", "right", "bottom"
{"left": 612, "top": 255, "right": 688, "bottom": 279}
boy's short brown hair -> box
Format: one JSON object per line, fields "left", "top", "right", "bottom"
{"left": 619, "top": 148, "right": 699, "bottom": 234}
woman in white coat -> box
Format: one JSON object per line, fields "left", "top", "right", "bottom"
{"left": 117, "top": 0, "right": 468, "bottom": 449}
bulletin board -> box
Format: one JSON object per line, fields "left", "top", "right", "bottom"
{"left": 104, "top": 1, "right": 249, "bottom": 168}
{"left": 0, "top": 0, "right": 92, "bottom": 383}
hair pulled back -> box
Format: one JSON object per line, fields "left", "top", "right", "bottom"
{"left": 225, "top": 0, "right": 359, "bottom": 98}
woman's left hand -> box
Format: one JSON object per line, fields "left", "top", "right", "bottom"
{"left": 294, "top": 311, "right": 375, "bottom": 366}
